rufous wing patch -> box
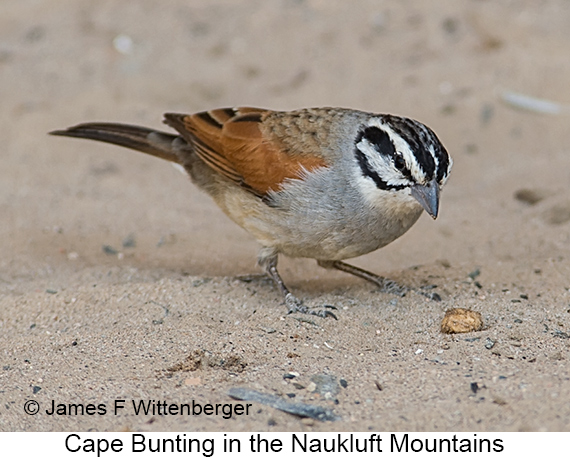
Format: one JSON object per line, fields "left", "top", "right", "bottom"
{"left": 164, "top": 108, "right": 327, "bottom": 197}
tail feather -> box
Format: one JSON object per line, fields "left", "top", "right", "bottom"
{"left": 50, "top": 122, "right": 182, "bottom": 164}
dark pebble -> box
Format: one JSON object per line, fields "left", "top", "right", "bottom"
{"left": 122, "top": 233, "right": 136, "bottom": 248}
{"left": 470, "top": 382, "right": 479, "bottom": 394}
{"left": 484, "top": 338, "right": 495, "bottom": 349}
{"left": 468, "top": 269, "right": 481, "bottom": 280}
{"left": 340, "top": 379, "right": 348, "bottom": 388}
{"left": 514, "top": 189, "right": 548, "bottom": 205}
{"left": 310, "top": 374, "right": 339, "bottom": 398}
{"left": 102, "top": 245, "right": 118, "bottom": 255}
{"left": 32, "top": 386, "right": 41, "bottom": 394}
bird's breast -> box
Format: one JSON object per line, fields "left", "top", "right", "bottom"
{"left": 223, "top": 168, "right": 425, "bottom": 260}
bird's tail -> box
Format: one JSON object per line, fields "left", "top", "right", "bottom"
{"left": 50, "top": 122, "right": 182, "bottom": 164}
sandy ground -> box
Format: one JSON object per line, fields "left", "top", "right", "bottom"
{"left": 2, "top": 0, "right": 570, "bottom": 432}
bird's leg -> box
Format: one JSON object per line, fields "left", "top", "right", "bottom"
{"left": 258, "top": 252, "right": 336, "bottom": 318}
{"left": 317, "top": 260, "right": 409, "bottom": 296}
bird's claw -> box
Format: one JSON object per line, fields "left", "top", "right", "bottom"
{"left": 284, "top": 293, "right": 338, "bottom": 319}
{"left": 377, "top": 279, "right": 408, "bottom": 297}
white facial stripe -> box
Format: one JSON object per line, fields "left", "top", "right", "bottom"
{"left": 355, "top": 171, "right": 416, "bottom": 210}
{"left": 364, "top": 118, "right": 428, "bottom": 183}
{"left": 357, "top": 138, "right": 409, "bottom": 187}
{"left": 446, "top": 155, "right": 453, "bottom": 182}
{"left": 430, "top": 144, "right": 438, "bottom": 172}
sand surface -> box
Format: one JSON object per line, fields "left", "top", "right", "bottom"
{"left": 2, "top": 0, "right": 570, "bottom": 432}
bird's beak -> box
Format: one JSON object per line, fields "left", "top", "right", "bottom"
{"left": 411, "top": 179, "right": 440, "bottom": 219}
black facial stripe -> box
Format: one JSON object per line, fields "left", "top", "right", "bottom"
{"left": 359, "top": 126, "right": 395, "bottom": 155}
{"left": 435, "top": 143, "right": 450, "bottom": 183}
{"left": 354, "top": 146, "right": 405, "bottom": 191}
{"left": 414, "top": 121, "right": 450, "bottom": 183}
{"left": 356, "top": 126, "right": 414, "bottom": 181}
{"left": 384, "top": 116, "right": 437, "bottom": 179}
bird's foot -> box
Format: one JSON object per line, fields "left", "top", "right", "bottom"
{"left": 373, "top": 278, "right": 409, "bottom": 297}
{"left": 284, "top": 293, "right": 337, "bottom": 319}
{"left": 417, "top": 285, "right": 442, "bottom": 301}
{"left": 375, "top": 279, "right": 442, "bottom": 301}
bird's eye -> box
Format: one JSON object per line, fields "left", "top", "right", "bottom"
{"left": 394, "top": 155, "right": 406, "bottom": 171}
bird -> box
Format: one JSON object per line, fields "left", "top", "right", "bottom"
{"left": 50, "top": 107, "right": 452, "bottom": 318}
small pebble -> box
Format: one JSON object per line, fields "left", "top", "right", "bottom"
{"left": 430, "top": 292, "right": 442, "bottom": 302}
{"left": 67, "top": 251, "right": 79, "bottom": 260}
{"left": 122, "top": 233, "right": 136, "bottom": 248}
{"left": 113, "top": 34, "right": 134, "bottom": 54}
{"left": 493, "top": 396, "right": 507, "bottom": 406}
{"left": 470, "top": 382, "right": 479, "bottom": 394}
{"left": 309, "top": 374, "right": 339, "bottom": 398}
{"left": 464, "top": 337, "right": 480, "bottom": 342}
{"left": 468, "top": 269, "right": 481, "bottom": 280}
{"left": 102, "top": 245, "right": 118, "bottom": 255}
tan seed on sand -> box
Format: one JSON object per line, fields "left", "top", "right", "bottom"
{"left": 441, "top": 308, "right": 483, "bottom": 334}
